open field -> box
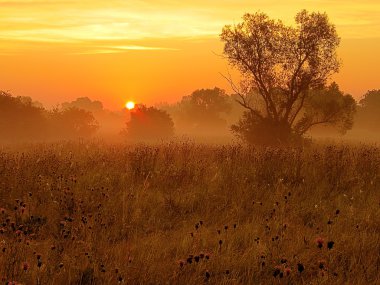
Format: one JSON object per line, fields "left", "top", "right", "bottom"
{"left": 0, "top": 141, "right": 379, "bottom": 284}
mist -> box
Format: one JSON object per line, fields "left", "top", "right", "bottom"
{"left": 1, "top": 87, "right": 379, "bottom": 145}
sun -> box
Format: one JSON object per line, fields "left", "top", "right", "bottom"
{"left": 126, "top": 101, "right": 135, "bottom": 110}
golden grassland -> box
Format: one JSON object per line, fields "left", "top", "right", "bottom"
{"left": 0, "top": 141, "right": 379, "bottom": 284}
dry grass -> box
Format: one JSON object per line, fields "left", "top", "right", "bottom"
{"left": 0, "top": 141, "right": 379, "bottom": 284}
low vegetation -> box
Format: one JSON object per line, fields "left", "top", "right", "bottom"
{"left": 0, "top": 141, "right": 379, "bottom": 284}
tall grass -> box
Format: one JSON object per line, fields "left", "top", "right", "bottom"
{"left": 0, "top": 141, "right": 379, "bottom": 284}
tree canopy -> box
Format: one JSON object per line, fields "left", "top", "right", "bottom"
{"left": 61, "top": 97, "right": 104, "bottom": 113}
{"left": 355, "top": 89, "right": 380, "bottom": 131}
{"left": 176, "top": 88, "right": 232, "bottom": 134}
{"left": 221, "top": 10, "right": 354, "bottom": 144}
{"left": 125, "top": 105, "right": 174, "bottom": 141}
{"left": 0, "top": 91, "right": 99, "bottom": 141}
{"left": 0, "top": 91, "right": 47, "bottom": 141}
{"left": 48, "top": 107, "right": 99, "bottom": 139}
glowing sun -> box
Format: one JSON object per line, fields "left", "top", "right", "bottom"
{"left": 126, "top": 101, "right": 135, "bottom": 110}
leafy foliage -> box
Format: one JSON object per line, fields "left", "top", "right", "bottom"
{"left": 48, "top": 107, "right": 99, "bottom": 139}
{"left": 61, "top": 97, "right": 104, "bottom": 113}
{"left": 294, "top": 83, "right": 356, "bottom": 135}
{"left": 0, "top": 91, "right": 47, "bottom": 141}
{"left": 0, "top": 91, "right": 99, "bottom": 141}
{"left": 125, "top": 105, "right": 174, "bottom": 140}
{"left": 355, "top": 90, "right": 380, "bottom": 131}
{"left": 221, "top": 10, "right": 354, "bottom": 144}
{"left": 176, "top": 88, "right": 232, "bottom": 134}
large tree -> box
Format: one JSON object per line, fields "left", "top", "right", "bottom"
{"left": 176, "top": 88, "right": 232, "bottom": 134}
{"left": 221, "top": 10, "right": 354, "bottom": 144}
{"left": 48, "top": 107, "right": 99, "bottom": 139}
{"left": 125, "top": 105, "right": 174, "bottom": 141}
{"left": 355, "top": 89, "right": 380, "bottom": 131}
{"left": 0, "top": 91, "right": 47, "bottom": 141}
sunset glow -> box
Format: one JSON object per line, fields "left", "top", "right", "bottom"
{"left": 126, "top": 101, "right": 135, "bottom": 110}
{"left": 0, "top": 1, "right": 379, "bottom": 109}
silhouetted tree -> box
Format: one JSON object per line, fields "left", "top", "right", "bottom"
{"left": 220, "top": 10, "right": 354, "bottom": 144}
{"left": 61, "top": 97, "right": 125, "bottom": 135}
{"left": 62, "top": 97, "right": 103, "bottom": 113}
{"left": 0, "top": 91, "right": 47, "bottom": 141}
{"left": 125, "top": 105, "right": 174, "bottom": 141}
{"left": 355, "top": 89, "right": 380, "bottom": 131}
{"left": 231, "top": 83, "right": 356, "bottom": 144}
{"left": 48, "top": 107, "right": 99, "bottom": 139}
{"left": 176, "top": 88, "right": 232, "bottom": 134}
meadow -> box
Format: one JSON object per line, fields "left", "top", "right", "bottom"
{"left": 0, "top": 141, "right": 379, "bottom": 284}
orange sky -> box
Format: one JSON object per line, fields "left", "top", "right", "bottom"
{"left": 0, "top": 0, "right": 379, "bottom": 110}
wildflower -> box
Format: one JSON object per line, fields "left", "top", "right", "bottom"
{"left": 318, "top": 260, "right": 325, "bottom": 270}
{"left": 284, "top": 267, "right": 291, "bottom": 276}
{"left": 22, "top": 262, "right": 30, "bottom": 272}
{"left": 194, "top": 256, "right": 200, "bottom": 263}
{"left": 315, "top": 237, "right": 324, "bottom": 248}
{"left": 178, "top": 260, "right": 185, "bottom": 268}
{"left": 327, "top": 241, "right": 334, "bottom": 250}
{"left": 297, "top": 263, "right": 304, "bottom": 273}
{"left": 273, "top": 266, "right": 281, "bottom": 277}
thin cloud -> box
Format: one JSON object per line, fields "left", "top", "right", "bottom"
{"left": 0, "top": 0, "right": 379, "bottom": 51}
{"left": 72, "top": 45, "right": 179, "bottom": 55}
{"left": 109, "top": 45, "right": 179, "bottom": 51}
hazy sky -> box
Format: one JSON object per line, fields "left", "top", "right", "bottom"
{"left": 0, "top": 0, "right": 379, "bottom": 109}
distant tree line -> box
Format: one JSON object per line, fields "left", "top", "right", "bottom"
{"left": 1, "top": 87, "right": 380, "bottom": 143}
{"left": 0, "top": 91, "right": 98, "bottom": 142}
